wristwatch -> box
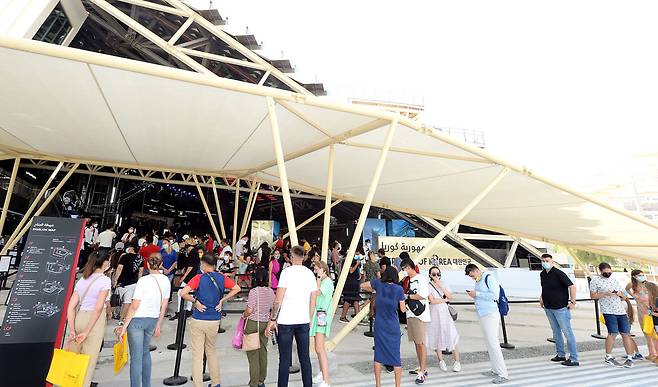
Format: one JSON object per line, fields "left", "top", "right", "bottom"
{"left": 568, "top": 300, "right": 575, "bottom": 305}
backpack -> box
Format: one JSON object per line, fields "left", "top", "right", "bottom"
{"left": 484, "top": 274, "right": 509, "bottom": 316}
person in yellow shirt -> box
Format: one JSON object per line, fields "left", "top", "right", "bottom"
{"left": 302, "top": 238, "right": 312, "bottom": 255}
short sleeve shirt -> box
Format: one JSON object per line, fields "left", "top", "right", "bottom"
{"left": 74, "top": 273, "right": 111, "bottom": 311}
{"left": 589, "top": 276, "right": 626, "bottom": 315}
{"left": 187, "top": 272, "right": 236, "bottom": 320}
{"left": 540, "top": 267, "right": 573, "bottom": 309}
{"left": 276, "top": 265, "right": 318, "bottom": 325}
{"left": 406, "top": 273, "right": 431, "bottom": 322}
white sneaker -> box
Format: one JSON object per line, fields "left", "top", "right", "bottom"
{"left": 452, "top": 361, "right": 461, "bottom": 372}
{"left": 318, "top": 382, "right": 331, "bottom": 387}
{"left": 312, "top": 372, "right": 324, "bottom": 384}
{"left": 438, "top": 360, "right": 448, "bottom": 372}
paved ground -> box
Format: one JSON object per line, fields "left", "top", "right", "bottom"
{"left": 2, "top": 288, "right": 657, "bottom": 386}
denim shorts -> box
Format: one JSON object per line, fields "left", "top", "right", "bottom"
{"left": 603, "top": 313, "right": 630, "bottom": 335}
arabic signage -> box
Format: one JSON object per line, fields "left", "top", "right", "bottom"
{"left": 379, "top": 236, "right": 473, "bottom": 270}
{"left": 0, "top": 217, "right": 85, "bottom": 386}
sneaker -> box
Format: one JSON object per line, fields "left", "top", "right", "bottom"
{"left": 561, "top": 359, "right": 579, "bottom": 367}
{"left": 492, "top": 376, "right": 510, "bottom": 384}
{"left": 551, "top": 355, "right": 567, "bottom": 362}
{"left": 358, "top": 320, "right": 369, "bottom": 326}
{"left": 604, "top": 357, "right": 623, "bottom": 367}
{"left": 623, "top": 358, "right": 634, "bottom": 368}
{"left": 168, "top": 313, "right": 179, "bottom": 321}
{"left": 438, "top": 360, "right": 447, "bottom": 372}
{"left": 313, "top": 372, "right": 324, "bottom": 384}
{"left": 481, "top": 370, "right": 497, "bottom": 377}
{"left": 339, "top": 317, "right": 349, "bottom": 323}
{"left": 415, "top": 373, "right": 426, "bottom": 384}
{"left": 385, "top": 365, "right": 394, "bottom": 373}
{"left": 318, "top": 382, "right": 331, "bottom": 387}
{"left": 409, "top": 368, "right": 428, "bottom": 376}
{"left": 632, "top": 353, "right": 645, "bottom": 361}
{"left": 452, "top": 362, "right": 461, "bottom": 372}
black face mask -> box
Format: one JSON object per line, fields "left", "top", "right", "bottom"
{"left": 602, "top": 272, "right": 612, "bottom": 278}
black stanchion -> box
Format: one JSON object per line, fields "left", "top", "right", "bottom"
{"left": 163, "top": 298, "right": 189, "bottom": 386}
{"left": 167, "top": 297, "right": 188, "bottom": 351}
{"left": 499, "top": 314, "right": 515, "bottom": 350}
{"left": 364, "top": 316, "right": 374, "bottom": 338}
{"left": 591, "top": 299, "right": 606, "bottom": 340}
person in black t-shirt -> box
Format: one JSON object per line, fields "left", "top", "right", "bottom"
{"left": 112, "top": 245, "right": 143, "bottom": 321}
{"left": 171, "top": 246, "right": 203, "bottom": 320}
{"left": 540, "top": 253, "right": 579, "bottom": 366}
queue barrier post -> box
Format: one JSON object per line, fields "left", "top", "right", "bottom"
{"left": 499, "top": 314, "right": 515, "bottom": 350}
{"left": 363, "top": 315, "right": 374, "bottom": 338}
{"left": 591, "top": 298, "right": 606, "bottom": 340}
{"left": 163, "top": 290, "right": 189, "bottom": 386}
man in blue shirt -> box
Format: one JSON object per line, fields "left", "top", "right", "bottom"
{"left": 465, "top": 264, "right": 509, "bottom": 384}
{"left": 181, "top": 254, "right": 241, "bottom": 387}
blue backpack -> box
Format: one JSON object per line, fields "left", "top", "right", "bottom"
{"left": 484, "top": 274, "right": 509, "bottom": 316}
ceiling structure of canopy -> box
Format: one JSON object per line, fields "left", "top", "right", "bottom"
{"left": 1, "top": 35, "right": 657, "bottom": 264}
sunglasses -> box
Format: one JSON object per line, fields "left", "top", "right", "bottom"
{"left": 431, "top": 272, "right": 441, "bottom": 277}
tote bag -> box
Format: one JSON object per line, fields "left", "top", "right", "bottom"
{"left": 232, "top": 316, "right": 246, "bottom": 349}
{"left": 113, "top": 333, "right": 128, "bottom": 374}
{"left": 46, "top": 343, "right": 90, "bottom": 387}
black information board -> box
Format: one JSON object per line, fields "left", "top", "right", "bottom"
{"left": 0, "top": 217, "right": 84, "bottom": 386}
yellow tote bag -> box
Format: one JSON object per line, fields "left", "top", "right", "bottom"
{"left": 113, "top": 334, "right": 129, "bottom": 374}
{"left": 642, "top": 314, "right": 655, "bottom": 336}
{"left": 599, "top": 314, "right": 605, "bottom": 325}
{"left": 46, "top": 345, "right": 90, "bottom": 387}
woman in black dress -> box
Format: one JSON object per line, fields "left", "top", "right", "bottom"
{"left": 339, "top": 257, "right": 363, "bottom": 323}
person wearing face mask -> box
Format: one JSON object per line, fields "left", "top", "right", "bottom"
{"left": 171, "top": 246, "right": 203, "bottom": 321}
{"left": 67, "top": 252, "right": 112, "bottom": 387}
{"left": 589, "top": 262, "right": 636, "bottom": 368}
{"left": 625, "top": 269, "right": 658, "bottom": 361}
{"left": 539, "top": 254, "right": 579, "bottom": 366}
{"left": 464, "top": 264, "right": 509, "bottom": 384}
{"left": 161, "top": 238, "right": 178, "bottom": 283}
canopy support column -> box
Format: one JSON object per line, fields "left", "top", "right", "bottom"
{"left": 327, "top": 119, "right": 398, "bottom": 323}
{"left": 210, "top": 178, "right": 227, "bottom": 239}
{"left": 193, "top": 175, "right": 222, "bottom": 247}
{"left": 0, "top": 157, "right": 20, "bottom": 237}
{"left": 232, "top": 179, "right": 240, "bottom": 249}
{"left": 504, "top": 239, "right": 520, "bottom": 268}
{"left": 320, "top": 145, "right": 335, "bottom": 262}
{"left": 267, "top": 96, "right": 298, "bottom": 246}
{"left": 327, "top": 166, "right": 510, "bottom": 351}
{"left": 240, "top": 182, "right": 260, "bottom": 238}
{"left": 1, "top": 162, "right": 64, "bottom": 255}
{"left": 282, "top": 199, "right": 341, "bottom": 241}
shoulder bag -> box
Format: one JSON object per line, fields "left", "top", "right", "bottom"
{"left": 242, "top": 288, "right": 261, "bottom": 351}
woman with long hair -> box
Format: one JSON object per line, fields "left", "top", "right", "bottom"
{"left": 361, "top": 267, "right": 406, "bottom": 387}
{"left": 339, "top": 257, "right": 362, "bottom": 323}
{"left": 311, "top": 261, "right": 334, "bottom": 387}
{"left": 67, "top": 252, "right": 112, "bottom": 387}
{"left": 243, "top": 267, "right": 275, "bottom": 387}
{"left": 426, "top": 266, "right": 461, "bottom": 371}
{"left": 115, "top": 253, "right": 170, "bottom": 387}
{"left": 269, "top": 249, "right": 281, "bottom": 290}
{"left": 626, "top": 269, "right": 658, "bottom": 360}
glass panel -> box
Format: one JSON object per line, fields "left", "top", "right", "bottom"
{"left": 32, "top": 3, "right": 72, "bottom": 45}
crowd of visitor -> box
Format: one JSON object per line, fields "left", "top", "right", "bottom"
{"left": 61, "top": 221, "right": 658, "bottom": 387}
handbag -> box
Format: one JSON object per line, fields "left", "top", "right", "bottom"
{"left": 429, "top": 281, "right": 458, "bottom": 321}
{"left": 110, "top": 288, "right": 121, "bottom": 307}
{"left": 232, "top": 316, "right": 246, "bottom": 350}
{"left": 113, "top": 333, "right": 128, "bottom": 374}
{"left": 46, "top": 341, "right": 90, "bottom": 387}
{"left": 642, "top": 314, "right": 654, "bottom": 336}
{"left": 242, "top": 294, "right": 261, "bottom": 351}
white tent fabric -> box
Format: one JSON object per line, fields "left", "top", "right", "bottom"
{"left": 1, "top": 37, "right": 657, "bottom": 264}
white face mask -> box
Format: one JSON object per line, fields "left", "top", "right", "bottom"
{"left": 635, "top": 275, "right": 647, "bottom": 283}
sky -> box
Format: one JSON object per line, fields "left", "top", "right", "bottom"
{"left": 187, "top": 0, "right": 658, "bottom": 192}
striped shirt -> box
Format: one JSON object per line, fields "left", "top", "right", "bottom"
{"left": 247, "top": 286, "right": 275, "bottom": 322}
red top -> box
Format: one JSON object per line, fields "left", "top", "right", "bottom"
{"left": 205, "top": 238, "right": 214, "bottom": 253}
{"left": 139, "top": 244, "right": 161, "bottom": 268}
{"left": 275, "top": 239, "right": 284, "bottom": 249}
{"left": 187, "top": 272, "right": 237, "bottom": 290}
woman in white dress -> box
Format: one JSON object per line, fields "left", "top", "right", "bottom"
{"left": 426, "top": 266, "right": 461, "bottom": 372}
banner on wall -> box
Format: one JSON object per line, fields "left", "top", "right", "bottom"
{"left": 379, "top": 236, "right": 473, "bottom": 270}
{"left": 251, "top": 220, "right": 278, "bottom": 251}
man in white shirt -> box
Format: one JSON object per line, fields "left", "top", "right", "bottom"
{"left": 234, "top": 235, "right": 249, "bottom": 258}
{"left": 219, "top": 239, "right": 232, "bottom": 259}
{"left": 98, "top": 224, "right": 116, "bottom": 250}
{"left": 266, "top": 245, "right": 318, "bottom": 387}
{"left": 121, "top": 227, "right": 136, "bottom": 244}
{"left": 401, "top": 258, "right": 431, "bottom": 384}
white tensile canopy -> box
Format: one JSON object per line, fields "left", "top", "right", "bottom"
{"left": 1, "top": 36, "right": 657, "bottom": 266}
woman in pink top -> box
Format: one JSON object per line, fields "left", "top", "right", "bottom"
{"left": 66, "top": 252, "right": 112, "bottom": 387}
{"left": 269, "top": 249, "right": 281, "bottom": 290}
{"left": 626, "top": 269, "right": 658, "bottom": 360}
